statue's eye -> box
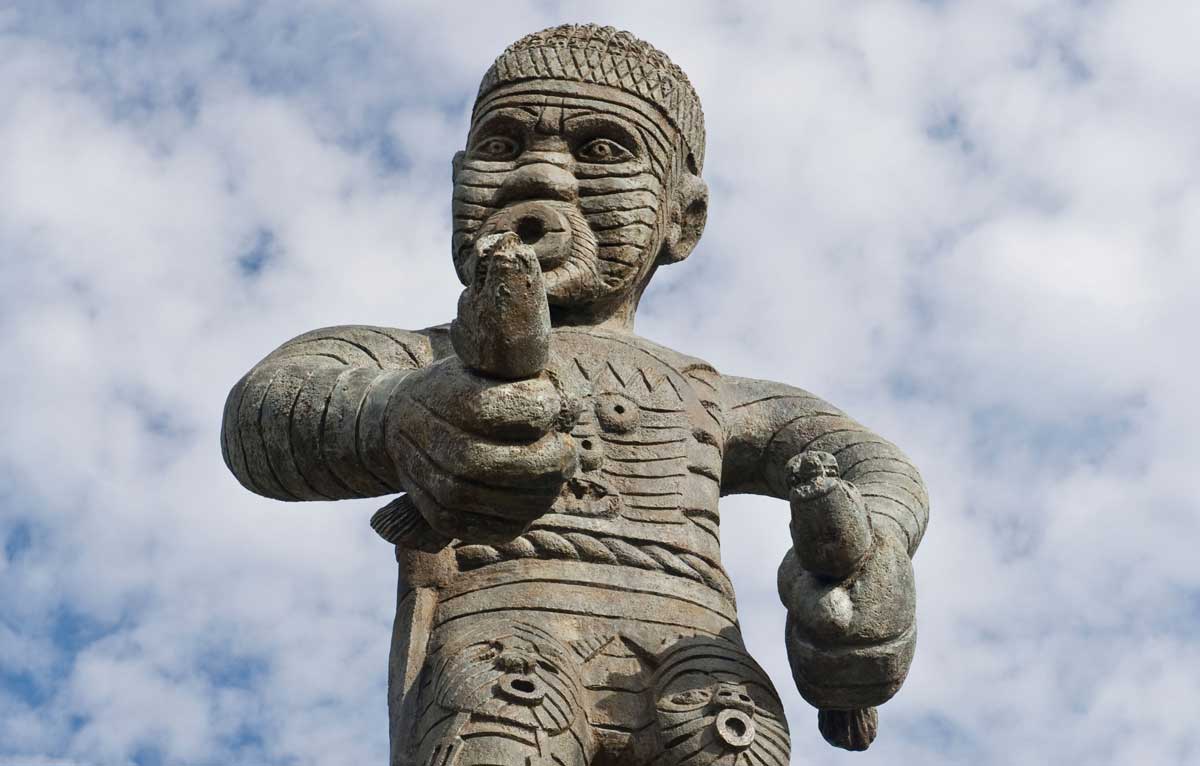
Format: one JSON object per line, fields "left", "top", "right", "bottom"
{"left": 576, "top": 138, "right": 633, "bottom": 163}
{"left": 473, "top": 136, "right": 520, "bottom": 160}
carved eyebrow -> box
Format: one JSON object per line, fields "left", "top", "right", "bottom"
{"left": 477, "top": 84, "right": 675, "bottom": 147}
{"left": 563, "top": 111, "right": 671, "bottom": 174}
{"left": 566, "top": 111, "right": 643, "bottom": 135}
{"left": 468, "top": 108, "right": 535, "bottom": 145}
{"left": 473, "top": 92, "right": 675, "bottom": 159}
{"left": 562, "top": 113, "right": 643, "bottom": 151}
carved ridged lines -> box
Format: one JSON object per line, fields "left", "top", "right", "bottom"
{"left": 653, "top": 641, "right": 789, "bottom": 765}
{"left": 221, "top": 326, "right": 429, "bottom": 502}
{"left": 417, "top": 619, "right": 590, "bottom": 764}
{"left": 476, "top": 89, "right": 678, "bottom": 168}
{"left": 482, "top": 37, "right": 703, "bottom": 157}
{"left": 451, "top": 165, "right": 662, "bottom": 288}
{"left": 754, "top": 392, "right": 929, "bottom": 556}
{"left": 455, "top": 530, "right": 734, "bottom": 600}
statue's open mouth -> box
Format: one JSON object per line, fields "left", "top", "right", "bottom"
{"left": 465, "top": 200, "right": 602, "bottom": 304}
{"left": 475, "top": 201, "right": 579, "bottom": 271}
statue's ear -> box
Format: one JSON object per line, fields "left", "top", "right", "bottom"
{"left": 659, "top": 172, "right": 708, "bottom": 266}
{"left": 452, "top": 150, "right": 465, "bottom": 181}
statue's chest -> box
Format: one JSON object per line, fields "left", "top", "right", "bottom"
{"left": 547, "top": 332, "right": 714, "bottom": 524}
{"left": 450, "top": 330, "right": 728, "bottom": 590}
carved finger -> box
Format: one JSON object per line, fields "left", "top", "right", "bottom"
{"left": 789, "top": 478, "right": 873, "bottom": 580}
{"left": 451, "top": 231, "right": 551, "bottom": 380}
{"left": 778, "top": 536, "right": 916, "bottom": 650}
{"left": 783, "top": 608, "right": 915, "bottom": 709}
{"left": 788, "top": 450, "right": 840, "bottom": 485}
{"left": 391, "top": 423, "right": 564, "bottom": 509}
{"left": 394, "top": 438, "right": 559, "bottom": 524}
{"left": 401, "top": 477, "right": 534, "bottom": 544}
{"left": 389, "top": 392, "right": 577, "bottom": 489}
{"left": 787, "top": 450, "right": 842, "bottom": 502}
{"left": 414, "top": 358, "right": 563, "bottom": 440}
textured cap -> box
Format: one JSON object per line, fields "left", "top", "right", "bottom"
{"left": 477, "top": 24, "right": 706, "bottom": 171}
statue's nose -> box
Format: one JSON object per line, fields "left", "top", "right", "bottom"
{"left": 715, "top": 683, "right": 755, "bottom": 713}
{"left": 495, "top": 650, "right": 535, "bottom": 674}
{"left": 496, "top": 159, "right": 578, "bottom": 206}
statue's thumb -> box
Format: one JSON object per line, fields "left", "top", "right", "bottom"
{"left": 451, "top": 231, "right": 552, "bottom": 380}
{"left": 818, "top": 707, "right": 878, "bottom": 751}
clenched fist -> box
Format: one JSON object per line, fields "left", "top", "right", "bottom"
{"left": 383, "top": 233, "right": 581, "bottom": 544}
{"left": 778, "top": 451, "right": 917, "bottom": 750}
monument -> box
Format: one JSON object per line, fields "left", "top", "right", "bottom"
{"left": 222, "top": 24, "right": 928, "bottom": 766}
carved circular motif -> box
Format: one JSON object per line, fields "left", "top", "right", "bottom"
{"left": 577, "top": 436, "right": 604, "bottom": 471}
{"left": 476, "top": 200, "right": 575, "bottom": 270}
{"left": 714, "top": 708, "right": 756, "bottom": 749}
{"left": 434, "top": 622, "right": 583, "bottom": 733}
{"left": 594, "top": 392, "right": 639, "bottom": 433}
{"left": 498, "top": 674, "right": 548, "bottom": 705}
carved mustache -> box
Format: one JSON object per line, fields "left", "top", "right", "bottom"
{"left": 465, "top": 201, "right": 602, "bottom": 304}
{"left": 452, "top": 172, "right": 664, "bottom": 292}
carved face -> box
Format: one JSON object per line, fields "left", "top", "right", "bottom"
{"left": 453, "top": 80, "right": 706, "bottom": 321}
{"left": 432, "top": 620, "right": 583, "bottom": 735}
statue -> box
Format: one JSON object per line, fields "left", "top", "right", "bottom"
{"left": 221, "top": 24, "right": 928, "bottom": 766}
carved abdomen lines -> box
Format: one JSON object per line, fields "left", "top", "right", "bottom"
{"left": 455, "top": 530, "right": 735, "bottom": 600}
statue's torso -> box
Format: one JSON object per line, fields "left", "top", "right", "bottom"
{"left": 399, "top": 329, "right": 791, "bottom": 763}
{"left": 404, "top": 328, "right": 737, "bottom": 646}
{"left": 445, "top": 327, "right": 733, "bottom": 613}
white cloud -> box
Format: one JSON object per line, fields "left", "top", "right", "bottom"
{"left": 0, "top": 1, "right": 1196, "bottom": 764}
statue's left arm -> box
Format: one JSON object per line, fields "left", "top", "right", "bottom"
{"left": 720, "top": 374, "right": 928, "bottom": 747}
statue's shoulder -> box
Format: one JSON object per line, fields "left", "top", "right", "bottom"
{"left": 629, "top": 333, "right": 719, "bottom": 380}
{"left": 414, "top": 323, "right": 455, "bottom": 360}
{"left": 553, "top": 328, "right": 721, "bottom": 381}
{"left": 268, "top": 324, "right": 448, "bottom": 368}
{"left": 610, "top": 331, "right": 724, "bottom": 408}
{"left": 624, "top": 333, "right": 726, "bottom": 440}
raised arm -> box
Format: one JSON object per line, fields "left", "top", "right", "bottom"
{"left": 223, "top": 234, "right": 578, "bottom": 554}
{"left": 220, "top": 325, "right": 437, "bottom": 502}
{"left": 721, "top": 374, "right": 929, "bottom": 750}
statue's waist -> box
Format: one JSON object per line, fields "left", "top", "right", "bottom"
{"left": 451, "top": 509, "right": 715, "bottom": 564}
{"left": 430, "top": 559, "right": 739, "bottom": 635}
{"left": 450, "top": 514, "right": 730, "bottom": 597}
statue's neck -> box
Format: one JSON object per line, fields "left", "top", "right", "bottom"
{"left": 549, "top": 300, "right": 637, "bottom": 333}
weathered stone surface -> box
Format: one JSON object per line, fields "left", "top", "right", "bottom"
{"left": 220, "top": 23, "right": 930, "bottom": 764}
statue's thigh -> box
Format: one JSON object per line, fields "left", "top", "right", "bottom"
{"left": 413, "top": 617, "right": 594, "bottom": 766}
{"left": 650, "top": 636, "right": 791, "bottom": 766}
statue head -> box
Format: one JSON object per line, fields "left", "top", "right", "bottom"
{"left": 452, "top": 24, "right": 709, "bottom": 327}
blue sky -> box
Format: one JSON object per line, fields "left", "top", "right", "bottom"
{"left": 1, "top": 2, "right": 1197, "bottom": 764}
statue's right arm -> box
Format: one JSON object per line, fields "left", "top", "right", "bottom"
{"left": 220, "top": 325, "right": 437, "bottom": 501}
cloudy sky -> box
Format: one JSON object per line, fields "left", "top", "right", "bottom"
{"left": 1, "top": 1, "right": 1197, "bottom": 764}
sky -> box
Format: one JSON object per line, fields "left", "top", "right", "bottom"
{"left": 1, "top": 1, "right": 1197, "bottom": 764}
